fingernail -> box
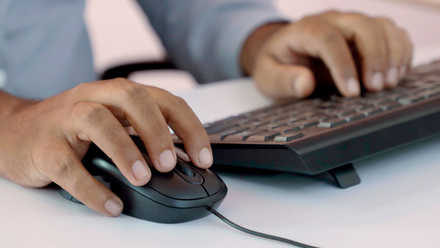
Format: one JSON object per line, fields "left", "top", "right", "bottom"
{"left": 198, "top": 147, "right": 213, "bottom": 166}
{"left": 104, "top": 199, "right": 122, "bottom": 216}
{"left": 132, "top": 160, "right": 150, "bottom": 181}
{"left": 346, "top": 77, "right": 360, "bottom": 96}
{"left": 386, "top": 67, "right": 398, "bottom": 87}
{"left": 400, "top": 65, "right": 407, "bottom": 78}
{"left": 159, "top": 150, "right": 175, "bottom": 170}
{"left": 371, "top": 72, "right": 384, "bottom": 90}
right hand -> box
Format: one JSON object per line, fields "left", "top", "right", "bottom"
{"left": 242, "top": 11, "right": 413, "bottom": 99}
{"left": 0, "top": 78, "right": 212, "bottom": 217}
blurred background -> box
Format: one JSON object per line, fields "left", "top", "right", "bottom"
{"left": 84, "top": 0, "right": 440, "bottom": 93}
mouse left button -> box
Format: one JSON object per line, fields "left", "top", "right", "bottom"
{"left": 59, "top": 188, "right": 83, "bottom": 204}
{"left": 59, "top": 176, "right": 111, "bottom": 205}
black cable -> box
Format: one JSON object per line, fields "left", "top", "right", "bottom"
{"left": 207, "top": 207, "right": 319, "bottom": 248}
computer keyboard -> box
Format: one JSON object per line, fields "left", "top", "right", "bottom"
{"left": 174, "top": 60, "right": 440, "bottom": 188}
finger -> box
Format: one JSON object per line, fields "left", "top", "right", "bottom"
{"left": 325, "top": 13, "right": 388, "bottom": 92}
{"left": 375, "top": 17, "right": 407, "bottom": 87}
{"left": 43, "top": 142, "right": 123, "bottom": 217}
{"left": 400, "top": 28, "right": 413, "bottom": 77}
{"left": 147, "top": 87, "right": 213, "bottom": 168}
{"left": 253, "top": 53, "right": 315, "bottom": 99}
{"left": 68, "top": 101, "right": 151, "bottom": 186}
{"left": 73, "top": 80, "right": 176, "bottom": 173}
{"left": 274, "top": 19, "right": 361, "bottom": 97}
{"left": 125, "top": 126, "right": 138, "bottom": 135}
{"left": 175, "top": 146, "right": 190, "bottom": 162}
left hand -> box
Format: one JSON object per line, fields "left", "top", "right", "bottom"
{"left": 240, "top": 11, "right": 413, "bottom": 99}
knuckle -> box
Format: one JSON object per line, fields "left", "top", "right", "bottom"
{"left": 111, "top": 139, "right": 134, "bottom": 157}
{"left": 151, "top": 126, "right": 170, "bottom": 141}
{"left": 318, "top": 30, "right": 343, "bottom": 45}
{"left": 140, "top": 99, "right": 160, "bottom": 118}
{"left": 343, "top": 13, "right": 380, "bottom": 31}
{"left": 73, "top": 82, "right": 90, "bottom": 92}
{"left": 99, "top": 124, "right": 125, "bottom": 144}
{"left": 299, "top": 18, "right": 343, "bottom": 44}
{"left": 50, "top": 162, "right": 71, "bottom": 179}
{"left": 72, "top": 176, "right": 94, "bottom": 199}
{"left": 167, "top": 95, "right": 188, "bottom": 108}
{"left": 108, "top": 77, "right": 130, "bottom": 86}
{"left": 343, "top": 12, "right": 369, "bottom": 23}
{"left": 71, "top": 102, "right": 105, "bottom": 124}
{"left": 44, "top": 153, "right": 73, "bottom": 179}
{"left": 376, "top": 16, "right": 395, "bottom": 26}
{"left": 70, "top": 82, "right": 90, "bottom": 99}
{"left": 299, "top": 16, "right": 319, "bottom": 28}
{"left": 300, "top": 19, "right": 329, "bottom": 37}
{"left": 109, "top": 80, "right": 149, "bottom": 102}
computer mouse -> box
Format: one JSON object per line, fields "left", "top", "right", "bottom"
{"left": 59, "top": 136, "right": 228, "bottom": 223}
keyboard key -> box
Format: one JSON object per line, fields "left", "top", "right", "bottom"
{"left": 360, "top": 107, "right": 384, "bottom": 116}
{"left": 322, "top": 115, "right": 338, "bottom": 121}
{"left": 274, "top": 132, "right": 305, "bottom": 142}
{"left": 221, "top": 135, "right": 247, "bottom": 142}
{"left": 342, "top": 112, "right": 366, "bottom": 122}
{"left": 208, "top": 134, "right": 224, "bottom": 142}
{"left": 303, "top": 120, "right": 320, "bottom": 128}
{"left": 379, "top": 101, "right": 402, "bottom": 111}
{"left": 359, "top": 104, "right": 375, "bottom": 111}
{"left": 341, "top": 109, "right": 357, "bottom": 116}
{"left": 377, "top": 99, "right": 393, "bottom": 105}
{"left": 286, "top": 119, "right": 320, "bottom": 131}
{"left": 205, "top": 122, "right": 239, "bottom": 134}
{"left": 218, "top": 126, "right": 251, "bottom": 140}
{"left": 318, "top": 119, "right": 348, "bottom": 128}
{"left": 245, "top": 130, "right": 283, "bottom": 142}
{"left": 227, "top": 128, "right": 268, "bottom": 141}
{"left": 284, "top": 126, "right": 301, "bottom": 133}
{"left": 424, "top": 89, "right": 440, "bottom": 98}
{"left": 398, "top": 95, "right": 425, "bottom": 105}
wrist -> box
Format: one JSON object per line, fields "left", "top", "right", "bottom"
{"left": 0, "top": 91, "right": 38, "bottom": 120}
{"left": 240, "top": 22, "right": 288, "bottom": 76}
{"left": 0, "top": 91, "right": 38, "bottom": 181}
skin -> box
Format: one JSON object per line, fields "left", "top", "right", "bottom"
{"left": 241, "top": 11, "right": 413, "bottom": 99}
{"left": 0, "top": 79, "right": 212, "bottom": 217}
{"left": 0, "top": 10, "right": 412, "bottom": 218}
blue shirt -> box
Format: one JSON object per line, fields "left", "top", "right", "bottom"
{"left": 0, "top": 0, "right": 284, "bottom": 99}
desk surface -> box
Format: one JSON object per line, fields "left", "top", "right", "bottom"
{"left": 3, "top": 1, "right": 440, "bottom": 248}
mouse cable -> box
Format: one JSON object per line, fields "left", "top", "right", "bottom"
{"left": 206, "top": 207, "right": 319, "bottom": 248}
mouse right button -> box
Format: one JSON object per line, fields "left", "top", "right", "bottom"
{"left": 197, "top": 169, "right": 225, "bottom": 196}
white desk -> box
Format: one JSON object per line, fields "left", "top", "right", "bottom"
{"left": 2, "top": 1, "right": 440, "bottom": 248}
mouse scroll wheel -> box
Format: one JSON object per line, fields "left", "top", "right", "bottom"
{"left": 175, "top": 163, "right": 195, "bottom": 177}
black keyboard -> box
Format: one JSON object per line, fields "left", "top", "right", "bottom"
{"left": 174, "top": 60, "right": 440, "bottom": 188}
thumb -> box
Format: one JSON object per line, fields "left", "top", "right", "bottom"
{"left": 253, "top": 56, "right": 315, "bottom": 99}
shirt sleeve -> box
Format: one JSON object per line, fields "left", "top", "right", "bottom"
{"left": 136, "top": 0, "right": 287, "bottom": 83}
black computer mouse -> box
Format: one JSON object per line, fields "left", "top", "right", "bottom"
{"left": 59, "top": 136, "right": 227, "bottom": 223}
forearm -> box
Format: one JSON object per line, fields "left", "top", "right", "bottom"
{"left": 137, "top": 0, "right": 286, "bottom": 83}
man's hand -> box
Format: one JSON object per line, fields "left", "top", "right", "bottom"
{"left": 241, "top": 11, "right": 413, "bottom": 99}
{"left": 0, "top": 79, "right": 212, "bottom": 217}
